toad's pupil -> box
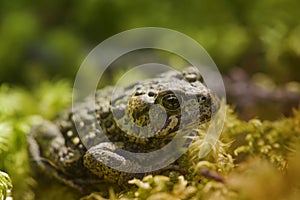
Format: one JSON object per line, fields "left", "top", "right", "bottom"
{"left": 162, "top": 94, "right": 180, "bottom": 110}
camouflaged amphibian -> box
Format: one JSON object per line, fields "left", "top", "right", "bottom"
{"left": 27, "top": 67, "right": 219, "bottom": 191}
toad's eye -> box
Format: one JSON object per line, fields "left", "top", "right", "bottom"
{"left": 161, "top": 93, "right": 180, "bottom": 110}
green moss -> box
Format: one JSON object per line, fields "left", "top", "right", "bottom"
{"left": 0, "top": 82, "right": 300, "bottom": 200}
{"left": 0, "top": 81, "right": 71, "bottom": 200}
{"left": 0, "top": 171, "right": 12, "bottom": 199}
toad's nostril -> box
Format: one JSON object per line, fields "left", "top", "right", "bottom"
{"left": 135, "top": 91, "right": 143, "bottom": 96}
{"left": 148, "top": 91, "right": 156, "bottom": 97}
{"left": 198, "top": 95, "right": 207, "bottom": 102}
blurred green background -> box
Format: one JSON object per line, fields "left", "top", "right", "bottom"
{"left": 1, "top": 0, "right": 300, "bottom": 86}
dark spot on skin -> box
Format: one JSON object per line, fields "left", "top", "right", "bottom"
{"left": 96, "top": 115, "right": 101, "bottom": 121}
{"left": 148, "top": 91, "right": 156, "bottom": 97}
{"left": 105, "top": 120, "right": 113, "bottom": 128}
{"left": 68, "top": 112, "right": 74, "bottom": 120}
{"left": 100, "top": 112, "right": 109, "bottom": 119}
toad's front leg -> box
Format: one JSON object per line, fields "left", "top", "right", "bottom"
{"left": 27, "top": 120, "right": 89, "bottom": 191}
{"left": 83, "top": 142, "right": 150, "bottom": 185}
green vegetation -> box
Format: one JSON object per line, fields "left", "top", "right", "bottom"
{"left": 0, "top": 171, "right": 12, "bottom": 200}
{"left": 1, "top": 0, "right": 300, "bottom": 85}
{"left": 0, "top": 82, "right": 72, "bottom": 200}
